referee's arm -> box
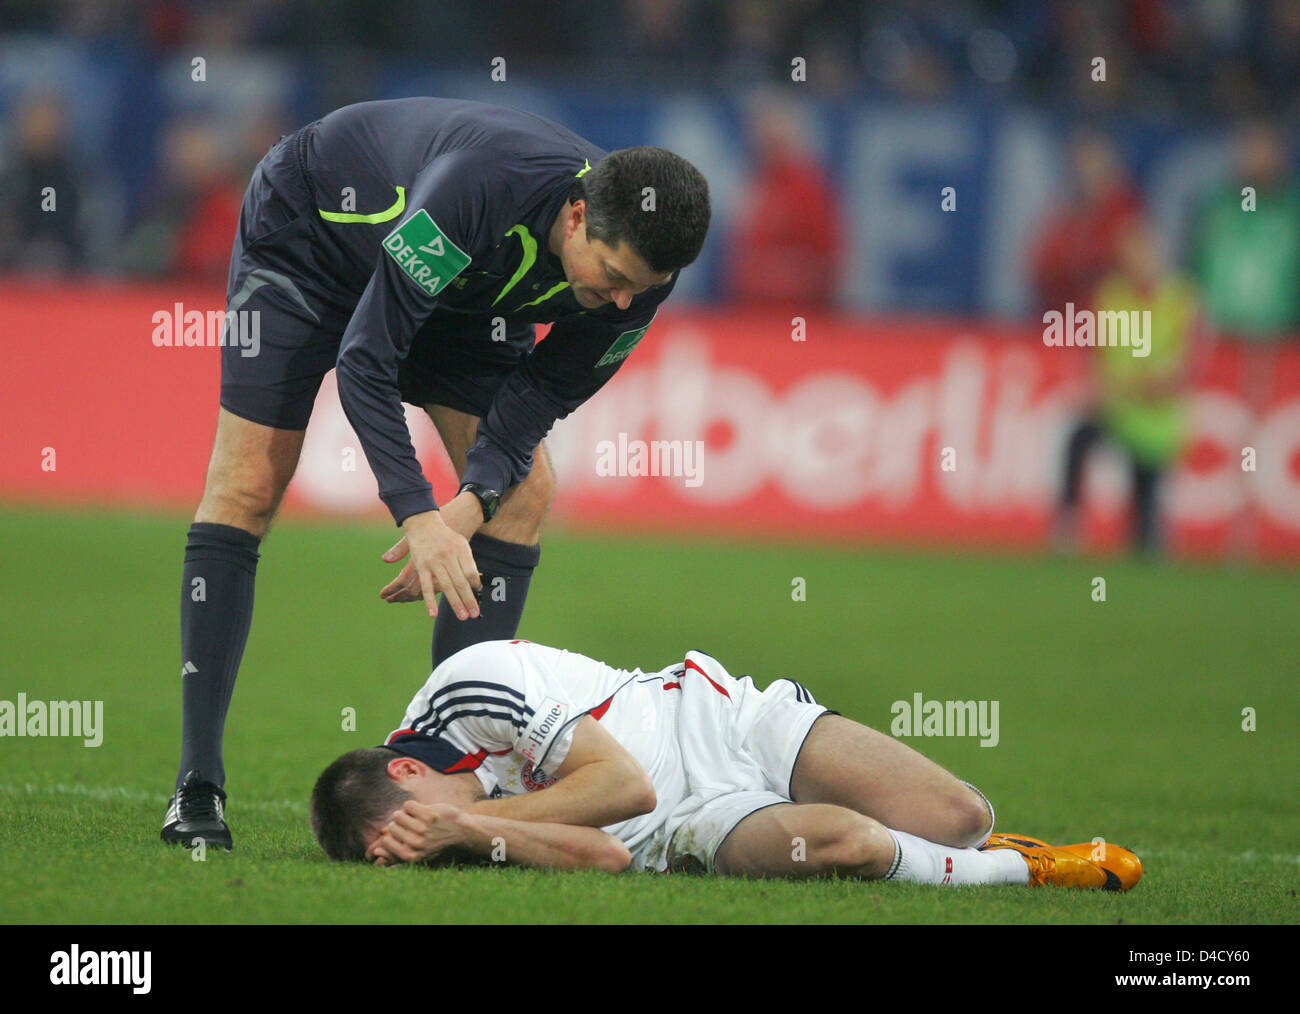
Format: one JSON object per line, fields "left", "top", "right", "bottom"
{"left": 334, "top": 149, "right": 493, "bottom": 619}
{"left": 334, "top": 149, "right": 491, "bottom": 524}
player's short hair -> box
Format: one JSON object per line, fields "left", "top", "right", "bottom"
{"left": 572, "top": 146, "right": 710, "bottom": 273}
{"left": 311, "top": 748, "right": 411, "bottom": 862}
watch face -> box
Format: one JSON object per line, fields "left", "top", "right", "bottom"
{"left": 462, "top": 484, "right": 501, "bottom": 519}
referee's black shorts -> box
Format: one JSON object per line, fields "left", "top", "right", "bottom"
{"left": 219, "top": 125, "right": 533, "bottom": 431}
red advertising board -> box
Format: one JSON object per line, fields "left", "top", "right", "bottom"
{"left": 3, "top": 281, "right": 1298, "bottom": 559}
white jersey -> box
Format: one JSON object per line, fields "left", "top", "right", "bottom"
{"left": 387, "top": 638, "right": 828, "bottom": 871}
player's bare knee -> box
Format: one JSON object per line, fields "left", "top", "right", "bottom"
{"left": 931, "top": 783, "right": 994, "bottom": 849}
{"left": 951, "top": 783, "right": 995, "bottom": 848}
{"left": 627, "top": 770, "right": 657, "bottom": 817}
{"left": 597, "top": 838, "right": 633, "bottom": 873}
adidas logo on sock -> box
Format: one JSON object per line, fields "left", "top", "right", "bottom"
{"left": 181, "top": 661, "right": 198, "bottom": 677}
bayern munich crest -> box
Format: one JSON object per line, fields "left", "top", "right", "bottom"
{"left": 520, "top": 761, "right": 557, "bottom": 792}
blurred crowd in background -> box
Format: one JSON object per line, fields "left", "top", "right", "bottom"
{"left": 0, "top": 0, "right": 1296, "bottom": 342}
{"left": 4, "top": 0, "right": 1299, "bottom": 110}
{"left": 2, "top": 0, "right": 1297, "bottom": 558}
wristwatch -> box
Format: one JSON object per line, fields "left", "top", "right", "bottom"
{"left": 457, "top": 481, "right": 502, "bottom": 522}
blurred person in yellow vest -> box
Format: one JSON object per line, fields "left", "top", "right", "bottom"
{"left": 1056, "top": 217, "right": 1207, "bottom": 556}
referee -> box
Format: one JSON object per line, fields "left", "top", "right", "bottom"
{"left": 162, "top": 97, "right": 710, "bottom": 849}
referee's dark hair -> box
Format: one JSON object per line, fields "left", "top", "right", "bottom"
{"left": 572, "top": 147, "right": 710, "bottom": 273}
{"left": 311, "top": 748, "right": 412, "bottom": 862}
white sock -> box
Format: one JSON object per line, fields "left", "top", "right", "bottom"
{"left": 885, "top": 829, "right": 1030, "bottom": 886}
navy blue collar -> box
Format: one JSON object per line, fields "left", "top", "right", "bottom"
{"left": 381, "top": 731, "right": 479, "bottom": 772}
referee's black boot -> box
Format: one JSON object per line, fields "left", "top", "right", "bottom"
{"left": 161, "top": 770, "right": 233, "bottom": 850}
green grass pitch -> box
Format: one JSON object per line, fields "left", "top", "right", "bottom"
{"left": 0, "top": 506, "right": 1296, "bottom": 924}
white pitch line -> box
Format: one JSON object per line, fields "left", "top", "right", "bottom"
{"left": 0, "top": 781, "right": 307, "bottom": 814}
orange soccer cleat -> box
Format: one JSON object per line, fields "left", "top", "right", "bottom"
{"left": 1056, "top": 840, "right": 1144, "bottom": 892}
{"left": 981, "top": 832, "right": 1142, "bottom": 891}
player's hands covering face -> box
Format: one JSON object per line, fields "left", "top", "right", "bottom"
{"left": 368, "top": 800, "right": 465, "bottom": 867}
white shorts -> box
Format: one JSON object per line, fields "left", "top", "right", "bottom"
{"left": 633, "top": 650, "right": 833, "bottom": 874}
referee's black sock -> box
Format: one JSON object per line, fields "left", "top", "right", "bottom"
{"left": 176, "top": 522, "right": 261, "bottom": 790}
{"left": 431, "top": 532, "right": 540, "bottom": 670}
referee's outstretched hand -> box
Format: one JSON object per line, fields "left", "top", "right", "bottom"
{"left": 380, "top": 508, "right": 483, "bottom": 621}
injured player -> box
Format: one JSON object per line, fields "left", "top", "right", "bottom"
{"left": 310, "top": 640, "right": 1142, "bottom": 890}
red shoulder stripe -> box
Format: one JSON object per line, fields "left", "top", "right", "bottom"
{"left": 444, "top": 748, "right": 489, "bottom": 772}
{"left": 685, "top": 659, "right": 731, "bottom": 699}
{"left": 588, "top": 694, "right": 615, "bottom": 721}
